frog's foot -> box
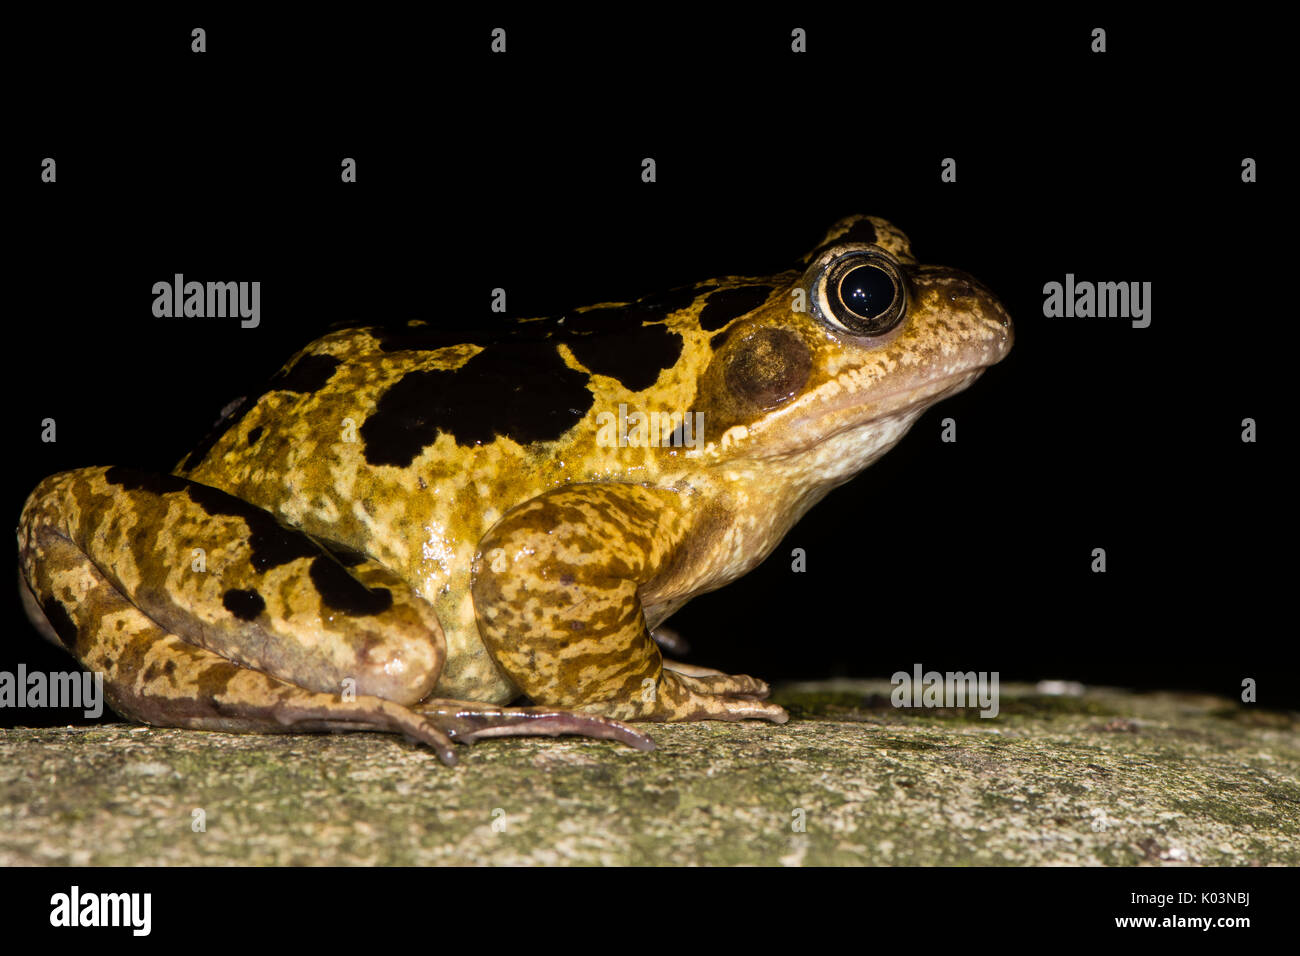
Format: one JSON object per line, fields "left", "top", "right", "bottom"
{"left": 579, "top": 670, "right": 790, "bottom": 724}
{"left": 414, "top": 700, "right": 655, "bottom": 750}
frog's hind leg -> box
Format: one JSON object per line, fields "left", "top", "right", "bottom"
{"left": 414, "top": 700, "right": 655, "bottom": 750}
{"left": 18, "top": 466, "right": 451, "bottom": 706}
{"left": 18, "top": 467, "right": 468, "bottom": 761}
{"left": 18, "top": 532, "right": 460, "bottom": 764}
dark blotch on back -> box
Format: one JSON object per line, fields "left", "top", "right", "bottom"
{"left": 710, "top": 326, "right": 737, "bottom": 350}
{"left": 314, "top": 538, "right": 371, "bottom": 567}
{"left": 360, "top": 343, "right": 596, "bottom": 466}
{"left": 314, "top": 538, "right": 369, "bottom": 567}
{"left": 105, "top": 466, "right": 191, "bottom": 497}
{"left": 699, "top": 286, "right": 774, "bottom": 332}
{"left": 308, "top": 556, "right": 393, "bottom": 616}
{"left": 556, "top": 284, "right": 698, "bottom": 390}
{"left": 375, "top": 285, "right": 697, "bottom": 392}
{"left": 222, "top": 588, "right": 266, "bottom": 621}
{"left": 620, "top": 283, "right": 712, "bottom": 322}
{"left": 184, "top": 481, "right": 320, "bottom": 572}
{"left": 41, "top": 598, "right": 79, "bottom": 650}
{"left": 564, "top": 311, "right": 683, "bottom": 391}
{"left": 268, "top": 353, "right": 341, "bottom": 394}
{"left": 365, "top": 321, "right": 549, "bottom": 353}
{"left": 360, "top": 285, "right": 708, "bottom": 356}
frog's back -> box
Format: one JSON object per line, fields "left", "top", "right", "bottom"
{"left": 175, "top": 305, "right": 725, "bottom": 585}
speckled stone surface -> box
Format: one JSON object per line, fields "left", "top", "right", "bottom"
{"left": 1, "top": 682, "right": 1296, "bottom": 865}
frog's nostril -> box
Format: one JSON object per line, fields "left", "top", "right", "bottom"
{"left": 948, "top": 280, "right": 976, "bottom": 302}
{"left": 994, "top": 305, "right": 1014, "bottom": 353}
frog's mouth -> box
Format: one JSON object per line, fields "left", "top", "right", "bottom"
{"left": 738, "top": 323, "right": 1007, "bottom": 463}
{"left": 752, "top": 365, "right": 991, "bottom": 461}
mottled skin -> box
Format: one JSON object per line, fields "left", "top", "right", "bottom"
{"left": 17, "top": 216, "right": 1012, "bottom": 765}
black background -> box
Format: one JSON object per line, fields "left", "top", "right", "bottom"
{"left": 5, "top": 8, "right": 1291, "bottom": 736}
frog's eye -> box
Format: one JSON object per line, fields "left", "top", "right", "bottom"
{"left": 816, "top": 252, "right": 907, "bottom": 336}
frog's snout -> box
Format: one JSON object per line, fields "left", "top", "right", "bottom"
{"left": 978, "top": 282, "right": 1014, "bottom": 360}
{"left": 912, "top": 265, "right": 1013, "bottom": 365}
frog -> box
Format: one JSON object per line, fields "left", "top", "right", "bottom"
{"left": 16, "top": 215, "right": 1012, "bottom": 766}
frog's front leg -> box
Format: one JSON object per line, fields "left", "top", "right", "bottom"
{"left": 471, "top": 484, "right": 789, "bottom": 724}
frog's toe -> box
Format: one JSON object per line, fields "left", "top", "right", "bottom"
{"left": 573, "top": 670, "right": 790, "bottom": 724}
{"left": 679, "top": 697, "right": 790, "bottom": 724}
{"left": 415, "top": 700, "right": 657, "bottom": 751}
{"left": 661, "top": 657, "right": 728, "bottom": 679}
{"left": 669, "top": 670, "right": 772, "bottom": 701}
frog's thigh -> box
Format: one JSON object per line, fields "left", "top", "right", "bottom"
{"left": 471, "top": 484, "right": 788, "bottom": 724}
{"left": 19, "top": 526, "right": 457, "bottom": 763}
{"left": 18, "top": 467, "right": 444, "bottom": 706}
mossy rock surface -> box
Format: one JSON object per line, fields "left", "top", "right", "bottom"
{"left": 1, "top": 682, "right": 1296, "bottom": 865}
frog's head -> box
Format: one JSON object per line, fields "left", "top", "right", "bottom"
{"left": 692, "top": 215, "right": 1012, "bottom": 482}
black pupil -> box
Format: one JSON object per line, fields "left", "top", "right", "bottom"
{"left": 839, "top": 265, "right": 895, "bottom": 319}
